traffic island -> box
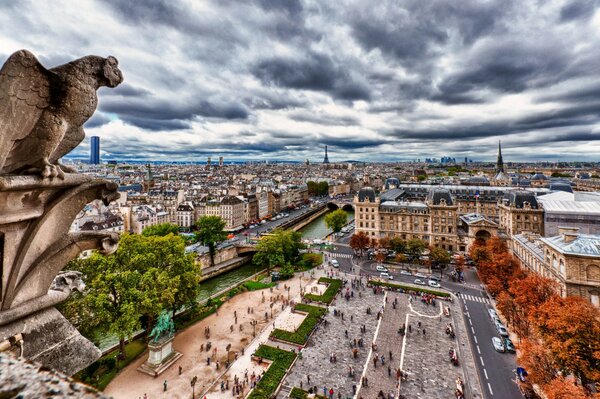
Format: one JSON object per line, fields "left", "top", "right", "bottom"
{"left": 270, "top": 304, "right": 327, "bottom": 346}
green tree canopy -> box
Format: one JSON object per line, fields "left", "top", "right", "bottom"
{"left": 389, "top": 236, "right": 407, "bottom": 254}
{"left": 307, "top": 181, "right": 329, "bottom": 196}
{"left": 429, "top": 246, "right": 452, "bottom": 277}
{"left": 253, "top": 229, "right": 304, "bottom": 273}
{"left": 195, "top": 215, "right": 228, "bottom": 266}
{"left": 325, "top": 209, "right": 348, "bottom": 234}
{"left": 61, "top": 233, "right": 200, "bottom": 358}
{"left": 406, "top": 238, "right": 428, "bottom": 261}
{"left": 142, "top": 223, "right": 179, "bottom": 237}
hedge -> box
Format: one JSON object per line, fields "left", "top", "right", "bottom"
{"left": 369, "top": 280, "right": 450, "bottom": 297}
{"left": 243, "top": 280, "right": 277, "bottom": 291}
{"left": 270, "top": 303, "right": 327, "bottom": 345}
{"left": 247, "top": 345, "right": 296, "bottom": 399}
{"left": 303, "top": 277, "right": 342, "bottom": 304}
{"left": 290, "top": 387, "right": 327, "bottom": 399}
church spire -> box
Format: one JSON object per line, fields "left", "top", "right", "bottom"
{"left": 496, "top": 140, "right": 504, "bottom": 173}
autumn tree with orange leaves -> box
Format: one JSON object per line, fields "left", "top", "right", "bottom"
{"left": 349, "top": 232, "right": 370, "bottom": 256}
{"left": 543, "top": 377, "right": 589, "bottom": 399}
{"left": 533, "top": 296, "right": 600, "bottom": 386}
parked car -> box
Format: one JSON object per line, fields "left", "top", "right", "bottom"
{"left": 428, "top": 276, "right": 441, "bottom": 282}
{"left": 503, "top": 338, "right": 516, "bottom": 353}
{"left": 497, "top": 325, "right": 509, "bottom": 338}
{"left": 414, "top": 279, "right": 426, "bottom": 285}
{"left": 400, "top": 270, "right": 412, "bottom": 276}
{"left": 415, "top": 273, "right": 427, "bottom": 278}
{"left": 428, "top": 280, "right": 441, "bottom": 288}
{"left": 380, "top": 272, "right": 393, "bottom": 280}
{"left": 376, "top": 265, "right": 388, "bottom": 272}
{"left": 488, "top": 308, "right": 498, "bottom": 320}
{"left": 492, "top": 337, "right": 505, "bottom": 352}
{"left": 329, "top": 259, "right": 340, "bottom": 268}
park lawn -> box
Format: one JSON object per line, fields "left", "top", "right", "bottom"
{"left": 242, "top": 280, "right": 277, "bottom": 291}
{"left": 247, "top": 345, "right": 296, "bottom": 399}
{"left": 290, "top": 387, "right": 327, "bottom": 399}
{"left": 270, "top": 303, "right": 327, "bottom": 345}
{"left": 303, "top": 277, "right": 342, "bottom": 304}
{"left": 369, "top": 280, "right": 450, "bottom": 297}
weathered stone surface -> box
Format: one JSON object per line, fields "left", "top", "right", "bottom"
{"left": 0, "top": 352, "right": 110, "bottom": 398}
{"left": 0, "top": 49, "right": 123, "bottom": 179}
{"left": 0, "top": 50, "right": 122, "bottom": 377}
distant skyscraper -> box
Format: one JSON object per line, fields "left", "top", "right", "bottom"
{"left": 496, "top": 141, "right": 504, "bottom": 173}
{"left": 323, "top": 145, "right": 330, "bottom": 164}
{"left": 219, "top": 156, "right": 224, "bottom": 167}
{"left": 90, "top": 136, "right": 100, "bottom": 165}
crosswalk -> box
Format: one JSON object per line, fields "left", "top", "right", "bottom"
{"left": 458, "top": 293, "right": 490, "bottom": 304}
{"left": 324, "top": 252, "right": 353, "bottom": 259}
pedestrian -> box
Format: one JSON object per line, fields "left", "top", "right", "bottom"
{"left": 307, "top": 374, "right": 311, "bottom": 384}
{"left": 388, "top": 365, "right": 391, "bottom": 377}
{"left": 163, "top": 380, "right": 167, "bottom": 392}
{"left": 178, "top": 365, "right": 182, "bottom": 375}
{"left": 329, "top": 387, "right": 334, "bottom": 399}
{"left": 389, "top": 350, "right": 393, "bottom": 360}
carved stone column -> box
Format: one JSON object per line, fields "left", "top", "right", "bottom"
{"left": 0, "top": 174, "right": 119, "bottom": 375}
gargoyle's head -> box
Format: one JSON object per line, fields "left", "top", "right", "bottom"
{"left": 102, "top": 56, "right": 123, "bottom": 88}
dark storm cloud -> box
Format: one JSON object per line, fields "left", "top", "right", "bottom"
{"left": 100, "top": 97, "right": 249, "bottom": 130}
{"left": 252, "top": 51, "right": 371, "bottom": 101}
{"left": 3, "top": 0, "right": 600, "bottom": 161}
{"left": 560, "top": 0, "right": 599, "bottom": 22}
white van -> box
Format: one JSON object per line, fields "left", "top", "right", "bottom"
{"left": 329, "top": 259, "right": 340, "bottom": 268}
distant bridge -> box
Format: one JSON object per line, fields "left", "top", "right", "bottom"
{"left": 326, "top": 197, "right": 355, "bottom": 211}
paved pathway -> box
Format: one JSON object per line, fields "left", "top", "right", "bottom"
{"left": 278, "top": 278, "right": 383, "bottom": 398}
{"left": 359, "top": 292, "right": 407, "bottom": 398}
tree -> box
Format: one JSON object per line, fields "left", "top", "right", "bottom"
{"left": 544, "top": 377, "right": 589, "bottom": 399}
{"left": 375, "top": 252, "right": 386, "bottom": 265}
{"left": 533, "top": 296, "right": 600, "bottom": 385}
{"left": 195, "top": 215, "right": 227, "bottom": 267}
{"left": 406, "top": 238, "right": 427, "bottom": 262}
{"left": 307, "top": 181, "right": 329, "bottom": 196}
{"left": 389, "top": 237, "right": 407, "bottom": 254}
{"left": 325, "top": 209, "right": 348, "bottom": 234}
{"left": 253, "top": 236, "right": 285, "bottom": 274}
{"left": 61, "top": 233, "right": 201, "bottom": 358}
{"left": 429, "top": 246, "right": 451, "bottom": 278}
{"left": 142, "top": 223, "right": 179, "bottom": 237}
{"left": 349, "top": 232, "right": 370, "bottom": 256}
{"left": 252, "top": 229, "right": 303, "bottom": 274}
{"left": 517, "top": 338, "right": 557, "bottom": 386}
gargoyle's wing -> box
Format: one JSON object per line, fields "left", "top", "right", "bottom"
{"left": 0, "top": 50, "right": 52, "bottom": 172}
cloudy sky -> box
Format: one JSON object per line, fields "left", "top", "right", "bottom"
{"left": 1, "top": 0, "right": 600, "bottom": 162}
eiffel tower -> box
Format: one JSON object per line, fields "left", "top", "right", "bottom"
{"left": 323, "top": 145, "right": 330, "bottom": 164}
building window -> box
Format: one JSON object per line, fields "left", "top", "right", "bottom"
{"left": 591, "top": 292, "right": 600, "bottom": 307}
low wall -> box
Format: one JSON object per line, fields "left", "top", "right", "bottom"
{"left": 291, "top": 207, "right": 329, "bottom": 231}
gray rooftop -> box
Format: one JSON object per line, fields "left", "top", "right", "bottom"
{"left": 542, "top": 233, "right": 600, "bottom": 257}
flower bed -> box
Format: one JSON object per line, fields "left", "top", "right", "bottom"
{"left": 270, "top": 303, "right": 327, "bottom": 345}
{"left": 369, "top": 280, "right": 450, "bottom": 297}
{"left": 303, "top": 277, "right": 342, "bottom": 304}
{"left": 247, "top": 345, "right": 296, "bottom": 399}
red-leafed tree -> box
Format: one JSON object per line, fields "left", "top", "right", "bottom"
{"left": 533, "top": 296, "right": 600, "bottom": 385}
{"left": 517, "top": 338, "right": 557, "bottom": 386}
{"left": 543, "top": 377, "right": 589, "bottom": 399}
{"left": 349, "top": 232, "right": 370, "bottom": 256}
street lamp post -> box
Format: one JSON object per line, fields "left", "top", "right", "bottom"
{"left": 191, "top": 376, "right": 197, "bottom": 399}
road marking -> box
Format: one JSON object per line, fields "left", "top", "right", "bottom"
{"left": 473, "top": 336, "right": 478, "bottom": 344}
{"left": 488, "top": 382, "right": 494, "bottom": 395}
{"left": 480, "top": 356, "right": 485, "bottom": 367}
{"left": 484, "top": 368, "right": 489, "bottom": 380}
{"left": 471, "top": 326, "right": 475, "bottom": 334}
{"left": 468, "top": 318, "right": 473, "bottom": 326}
{"left": 476, "top": 345, "right": 481, "bottom": 355}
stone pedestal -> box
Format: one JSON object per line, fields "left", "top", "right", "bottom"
{"left": 137, "top": 335, "right": 182, "bottom": 376}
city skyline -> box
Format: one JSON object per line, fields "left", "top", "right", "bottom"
{"left": 2, "top": 1, "right": 600, "bottom": 162}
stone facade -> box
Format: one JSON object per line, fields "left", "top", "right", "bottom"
{"left": 512, "top": 229, "right": 600, "bottom": 307}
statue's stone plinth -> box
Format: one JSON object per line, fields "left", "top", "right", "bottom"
{"left": 137, "top": 335, "right": 182, "bottom": 377}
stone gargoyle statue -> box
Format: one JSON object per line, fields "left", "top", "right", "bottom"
{"left": 0, "top": 50, "right": 123, "bottom": 376}
{"left": 0, "top": 49, "right": 123, "bottom": 179}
